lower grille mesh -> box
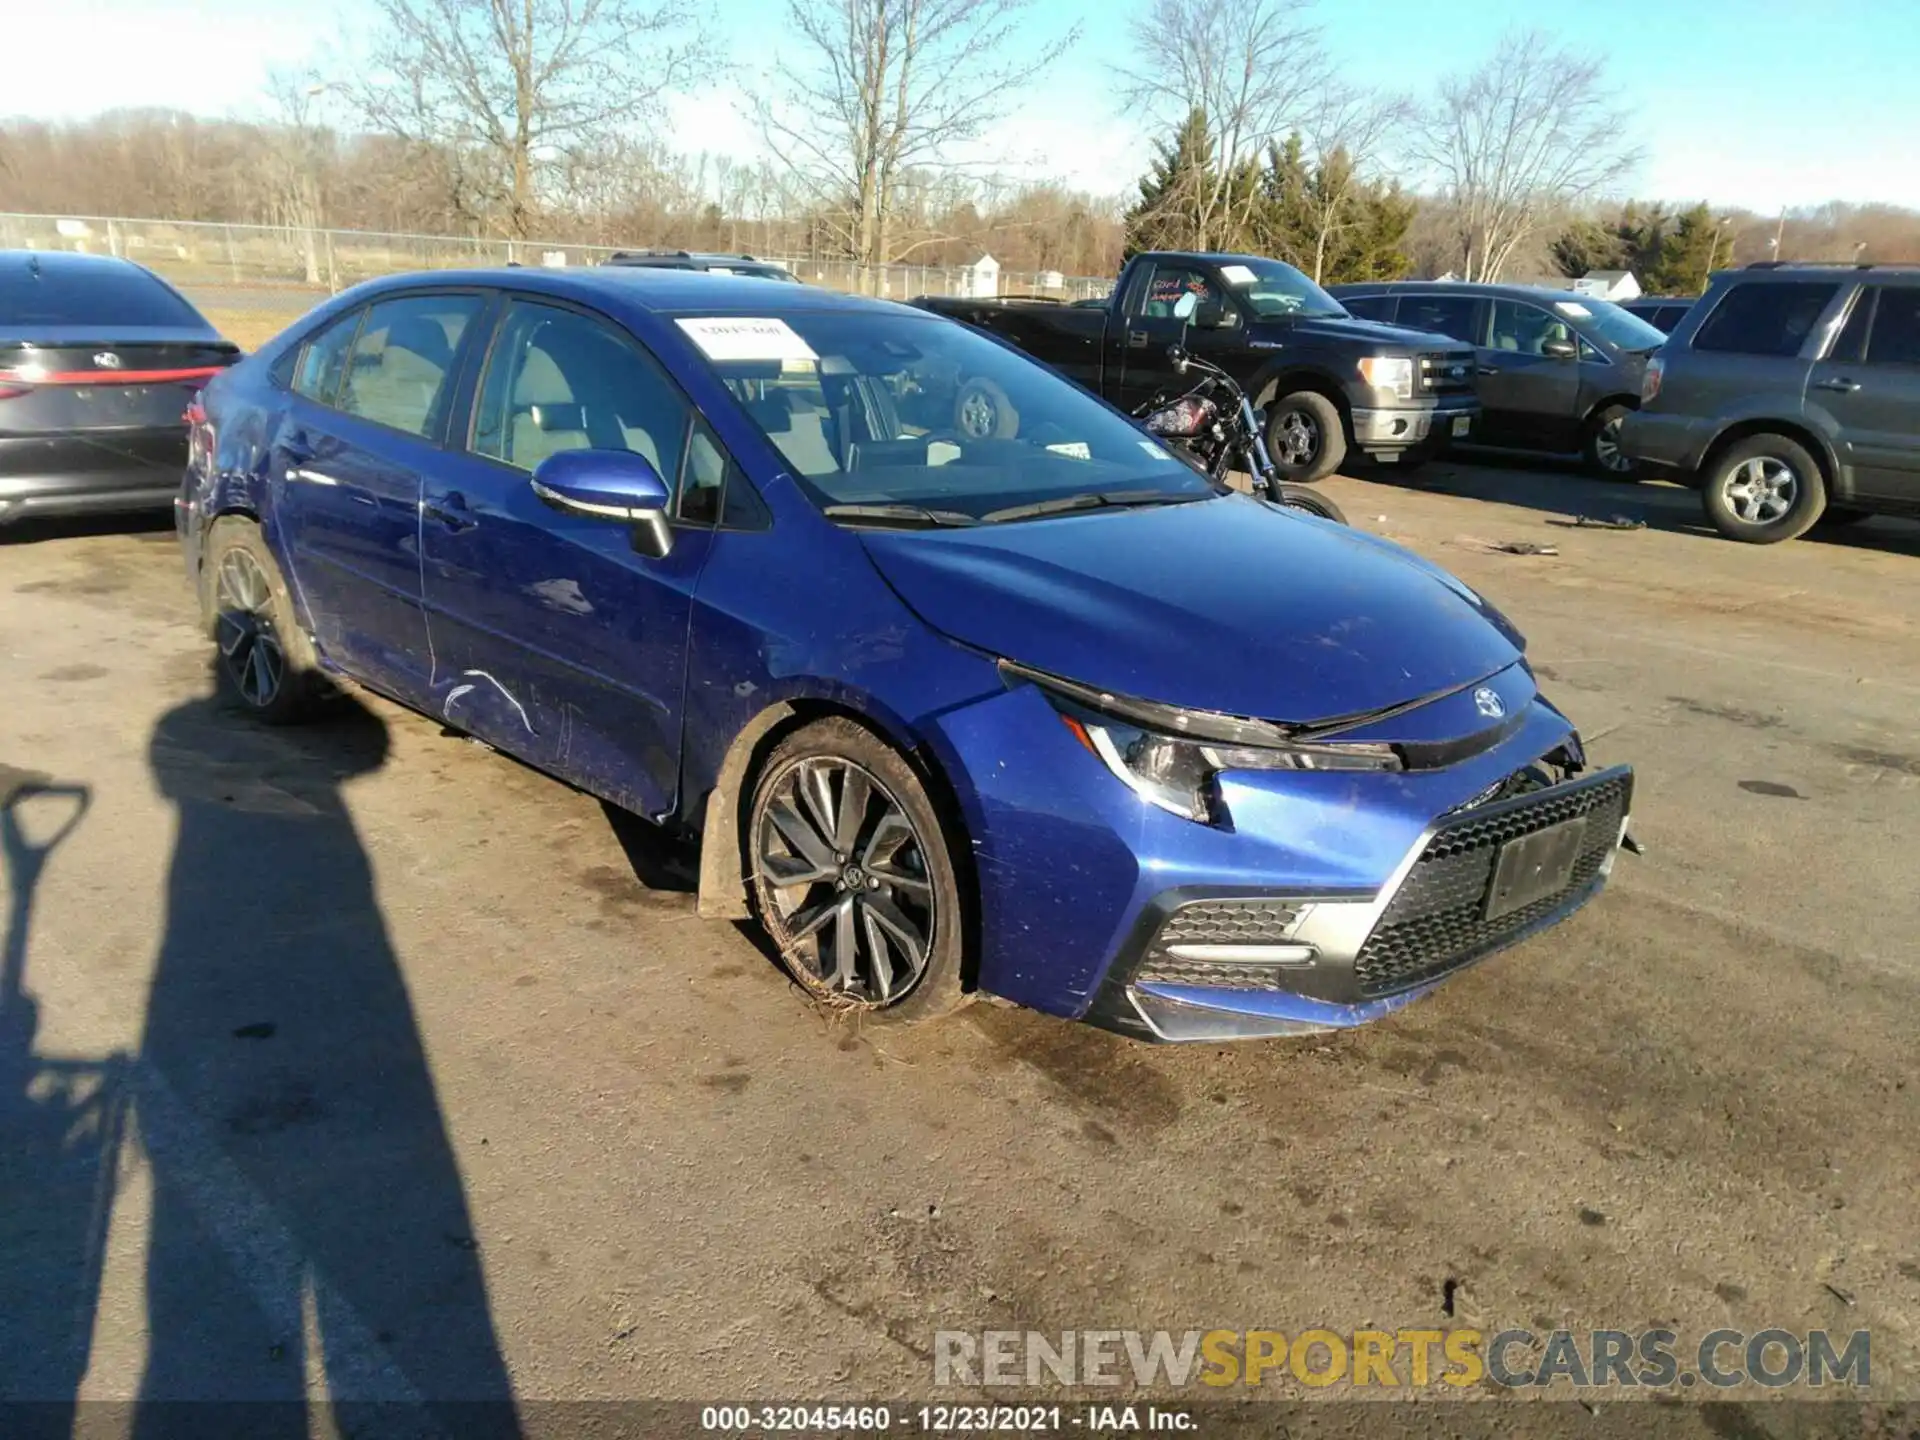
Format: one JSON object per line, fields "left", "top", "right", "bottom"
{"left": 1353, "top": 773, "right": 1629, "bottom": 998}
{"left": 1137, "top": 899, "right": 1305, "bottom": 991}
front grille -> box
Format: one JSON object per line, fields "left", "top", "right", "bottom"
{"left": 1353, "top": 772, "right": 1630, "bottom": 998}
{"left": 1417, "top": 351, "right": 1478, "bottom": 396}
{"left": 1137, "top": 898, "right": 1305, "bottom": 990}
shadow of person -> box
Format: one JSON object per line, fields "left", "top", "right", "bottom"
{"left": 134, "top": 693, "right": 520, "bottom": 1440}
{"left": 0, "top": 769, "right": 115, "bottom": 1440}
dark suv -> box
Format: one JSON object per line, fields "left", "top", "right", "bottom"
{"left": 1330, "top": 281, "right": 1667, "bottom": 476}
{"left": 1621, "top": 297, "right": 1695, "bottom": 334}
{"left": 605, "top": 250, "right": 799, "bottom": 283}
{"left": 1621, "top": 263, "right": 1920, "bottom": 542}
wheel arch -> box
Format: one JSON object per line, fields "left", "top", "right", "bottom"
{"left": 1698, "top": 418, "right": 1839, "bottom": 493}
{"left": 1581, "top": 392, "right": 1641, "bottom": 427}
{"left": 693, "top": 695, "right": 980, "bottom": 977}
{"left": 1252, "top": 366, "right": 1353, "bottom": 435}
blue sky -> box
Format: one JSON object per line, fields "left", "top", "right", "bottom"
{"left": 12, "top": 0, "right": 1920, "bottom": 212}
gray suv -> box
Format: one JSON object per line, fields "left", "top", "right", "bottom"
{"left": 1621, "top": 264, "right": 1920, "bottom": 542}
{"left": 1330, "top": 281, "right": 1667, "bottom": 476}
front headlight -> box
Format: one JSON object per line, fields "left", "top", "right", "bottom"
{"left": 1356, "top": 355, "right": 1414, "bottom": 400}
{"left": 1001, "top": 661, "right": 1402, "bottom": 825}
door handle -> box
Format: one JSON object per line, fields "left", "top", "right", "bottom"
{"left": 1814, "top": 377, "right": 1861, "bottom": 394}
{"left": 1478, "top": 365, "right": 1500, "bottom": 376}
{"left": 1128, "top": 330, "right": 1149, "bottom": 349}
{"left": 424, "top": 491, "right": 478, "bottom": 531}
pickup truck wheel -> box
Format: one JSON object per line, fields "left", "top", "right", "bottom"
{"left": 1266, "top": 391, "right": 1345, "bottom": 482}
{"left": 954, "top": 378, "right": 1019, "bottom": 440}
{"left": 1701, "top": 434, "right": 1826, "bottom": 544}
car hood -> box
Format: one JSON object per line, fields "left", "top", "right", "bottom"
{"left": 1252, "top": 316, "right": 1469, "bottom": 351}
{"left": 858, "top": 495, "right": 1522, "bottom": 725}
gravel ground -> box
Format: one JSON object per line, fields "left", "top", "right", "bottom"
{"left": 1, "top": 461, "right": 1916, "bottom": 1438}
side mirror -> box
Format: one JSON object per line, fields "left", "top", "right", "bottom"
{"left": 1171, "top": 292, "right": 1198, "bottom": 322}
{"left": 1194, "top": 299, "right": 1235, "bottom": 330}
{"left": 531, "top": 448, "right": 674, "bottom": 557}
{"left": 1541, "top": 336, "right": 1579, "bottom": 360}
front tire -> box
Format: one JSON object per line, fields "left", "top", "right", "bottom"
{"left": 954, "top": 377, "right": 1018, "bottom": 439}
{"left": 1270, "top": 483, "right": 1348, "bottom": 524}
{"left": 747, "top": 718, "right": 969, "bottom": 1024}
{"left": 1701, "top": 434, "right": 1827, "bottom": 544}
{"left": 1266, "top": 390, "right": 1346, "bottom": 482}
{"left": 199, "top": 516, "right": 322, "bottom": 723}
{"left": 1583, "top": 403, "right": 1639, "bottom": 479}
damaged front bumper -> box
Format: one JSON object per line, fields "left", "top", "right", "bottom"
{"left": 925, "top": 672, "right": 1634, "bottom": 1043}
{"left": 1084, "top": 766, "right": 1633, "bottom": 1042}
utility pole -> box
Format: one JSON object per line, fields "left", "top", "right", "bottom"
{"left": 1771, "top": 210, "right": 1787, "bottom": 262}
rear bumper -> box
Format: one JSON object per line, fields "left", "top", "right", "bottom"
{"left": 0, "top": 430, "right": 185, "bottom": 523}
{"left": 1350, "top": 400, "right": 1479, "bottom": 454}
{"left": 1618, "top": 410, "right": 1711, "bottom": 475}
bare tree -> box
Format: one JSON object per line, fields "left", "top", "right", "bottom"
{"left": 1409, "top": 29, "right": 1639, "bottom": 281}
{"left": 1122, "top": 0, "right": 1324, "bottom": 252}
{"left": 756, "top": 0, "right": 1078, "bottom": 285}
{"left": 338, "top": 0, "right": 708, "bottom": 239}
{"left": 1295, "top": 85, "right": 1408, "bottom": 282}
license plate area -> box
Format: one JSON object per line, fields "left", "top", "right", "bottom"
{"left": 1451, "top": 414, "right": 1472, "bottom": 437}
{"left": 1485, "top": 816, "right": 1588, "bottom": 920}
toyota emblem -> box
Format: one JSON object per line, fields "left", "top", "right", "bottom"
{"left": 1473, "top": 686, "right": 1506, "bottom": 719}
{"left": 92, "top": 351, "right": 124, "bottom": 370}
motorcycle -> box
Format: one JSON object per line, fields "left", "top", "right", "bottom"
{"left": 1135, "top": 344, "right": 1348, "bottom": 525}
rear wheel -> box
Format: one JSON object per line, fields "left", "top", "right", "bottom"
{"left": 200, "top": 517, "right": 323, "bottom": 723}
{"left": 1701, "top": 434, "right": 1826, "bottom": 544}
{"left": 1265, "top": 390, "right": 1346, "bottom": 482}
{"left": 747, "top": 718, "right": 968, "bottom": 1024}
{"left": 1583, "top": 403, "right": 1639, "bottom": 479}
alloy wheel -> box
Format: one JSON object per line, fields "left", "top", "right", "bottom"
{"left": 1594, "top": 416, "right": 1632, "bottom": 473}
{"left": 1725, "top": 456, "right": 1799, "bottom": 524}
{"left": 754, "top": 757, "right": 936, "bottom": 1007}
{"left": 213, "top": 549, "right": 286, "bottom": 709}
{"left": 1274, "top": 409, "right": 1319, "bottom": 467}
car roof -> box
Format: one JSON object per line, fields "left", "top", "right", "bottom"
{"left": 316, "top": 265, "right": 904, "bottom": 320}
{"left": 0, "top": 248, "right": 162, "bottom": 282}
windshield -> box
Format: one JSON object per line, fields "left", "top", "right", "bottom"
{"left": 674, "top": 309, "right": 1216, "bottom": 522}
{"left": 1551, "top": 296, "right": 1668, "bottom": 353}
{"left": 1214, "top": 258, "right": 1346, "bottom": 319}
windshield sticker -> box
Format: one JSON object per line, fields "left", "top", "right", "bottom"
{"left": 1218, "top": 264, "right": 1258, "bottom": 286}
{"left": 1046, "top": 441, "right": 1092, "bottom": 460}
{"left": 1138, "top": 440, "right": 1177, "bottom": 461}
{"left": 675, "top": 317, "right": 818, "bottom": 363}
{"left": 1554, "top": 301, "right": 1593, "bottom": 318}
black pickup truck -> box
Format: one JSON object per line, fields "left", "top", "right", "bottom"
{"left": 913, "top": 251, "right": 1480, "bottom": 481}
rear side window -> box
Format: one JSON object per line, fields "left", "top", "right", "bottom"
{"left": 339, "top": 293, "right": 484, "bottom": 438}
{"left": 1398, "top": 294, "right": 1480, "bottom": 344}
{"left": 1656, "top": 305, "right": 1690, "bottom": 332}
{"left": 0, "top": 262, "right": 203, "bottom": 328}
{"left": 1865, "top": 287, "right": 1920, "bottom": 366}
{"left": 1341, "top": 294, "right": 1396, "bottom": 321}
{"left": 1692, "top": 281, "right": 1837, "bottom": 358}
{"left": 292, "top": 310, "right": 362, "bottom": 404}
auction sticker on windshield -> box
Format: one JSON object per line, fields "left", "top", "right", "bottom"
{"left": 1218, "top": 264, "right": 1258, "bottom": 286}
{"left": 676, "top": 317, "right": 818, "bottom": 364}
{"left": 1555, "top": 301, "right": 1594, "bottom": 319}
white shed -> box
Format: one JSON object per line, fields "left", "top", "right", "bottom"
{"left": 1573, "top": 270, "right": 1642, "bottom": 301}
{"left": 962, "top": 253, "right": 1001, "bottom": 298}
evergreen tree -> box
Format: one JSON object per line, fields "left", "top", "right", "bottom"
{"left": 1644, "top": 204, "right": 1722, "bottom": 295}
{"left": 1125, "top": 108, "right": 1218, "bottom": 255}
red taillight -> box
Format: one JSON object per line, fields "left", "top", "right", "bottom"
{"left": 185, "top": 393, "right": 216, "bottom": 470}
{"left": 0, "top": 364, "right": 227, "bottom": 386}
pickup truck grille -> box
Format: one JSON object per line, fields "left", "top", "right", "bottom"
{"left": 1417, "top": 352, "right": 1478, "bottom": 396}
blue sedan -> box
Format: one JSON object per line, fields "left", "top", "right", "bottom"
{"left": 176, "top": 268, "right": 1634, "bottom": 1042}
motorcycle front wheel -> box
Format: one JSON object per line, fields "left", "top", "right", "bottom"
{"left": 1270, "top": 483, "right": 1347, "bottom": 525}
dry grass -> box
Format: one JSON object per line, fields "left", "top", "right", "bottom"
{"left": 200, "top": 306, "right": 307, "bottom": 352}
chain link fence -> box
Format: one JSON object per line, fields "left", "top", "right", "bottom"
{"left": 0, "top": 213, "right": 1113, "bottom": 311}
